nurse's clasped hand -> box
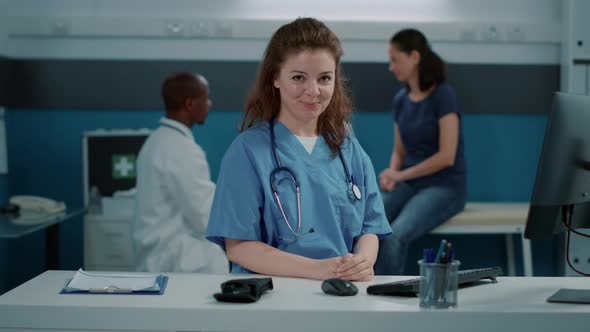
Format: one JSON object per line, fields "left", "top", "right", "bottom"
{"left": 314, "top": 257, "right": 347, "bottom": 280}
{"left": 335, "top": 253, "right": 375, "bottom": 282}
{"left": 313, "top": 254, "right": 374, "bottom": 281}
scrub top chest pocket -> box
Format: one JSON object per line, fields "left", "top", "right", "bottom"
{"left": 333, "top": 183, "right": 365, "bottom": 243}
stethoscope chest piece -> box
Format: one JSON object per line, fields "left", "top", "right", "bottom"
{"left": 351, "top": 183, "right": 362, "bottom": 201}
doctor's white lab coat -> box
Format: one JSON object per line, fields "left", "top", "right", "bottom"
{"left": 133, "top": 117, "right": 228, "bottom": 273}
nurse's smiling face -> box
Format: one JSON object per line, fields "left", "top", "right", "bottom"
{"left": 274, "top": 49, "right": 336, "bottom": 135}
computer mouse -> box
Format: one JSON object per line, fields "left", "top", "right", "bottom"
{"left": 321, "top": 278, "right": 358, "bottom": 296}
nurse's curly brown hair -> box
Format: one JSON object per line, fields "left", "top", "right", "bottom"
{"left": 241, "top": 17, "right": 353, "bottom": 156}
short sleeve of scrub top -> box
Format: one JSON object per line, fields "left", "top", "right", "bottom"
{"left": 356, "top": 144, "right": 392, "bottom": 238}
{"left": 206, "top": 133, "right": 265, "bottom": 250}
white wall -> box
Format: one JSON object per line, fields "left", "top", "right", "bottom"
{"left": 6, "top": 0, "right": 561, "bottom": 22}
{"left": 4, "top": 0, "right": 563, "bottom": 64}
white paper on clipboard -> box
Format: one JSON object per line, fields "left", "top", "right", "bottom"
{"left": 64, "top": 269, "right": 162, "bottom": 292}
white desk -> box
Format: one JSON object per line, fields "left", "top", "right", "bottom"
{"left": 1, "top": 271, "right": 589, "bottom": 332}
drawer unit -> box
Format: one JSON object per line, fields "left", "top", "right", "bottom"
{"left": 84, "top": 214, "right": 134, "bottom": 271}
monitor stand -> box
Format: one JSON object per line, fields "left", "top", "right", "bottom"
{"left": 547, "top": 289, "right": 590, "bottom": 304}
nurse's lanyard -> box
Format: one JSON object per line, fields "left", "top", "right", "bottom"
{"left": 269, "top": 119, "right": 361, "bottom": 238}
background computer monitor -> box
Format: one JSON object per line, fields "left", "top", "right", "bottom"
{"left": 525, "top": 92, "right": 590, "bottom": 240}
{"left": 524, "top": 92, "right": 590, "bottom": 303}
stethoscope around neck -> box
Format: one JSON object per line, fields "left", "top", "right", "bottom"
{"left": 161, "top": 121, "right": 188, "bottom": 137}
{"left": 269, "top": 119, "right": 361, "bottom": 239}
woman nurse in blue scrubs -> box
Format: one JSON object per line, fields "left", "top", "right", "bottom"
{"left": 206, "top": 17, "right": 391, "bottom": 281}
{"left": 374, "top": 29, "right": 467, "bottom": 275}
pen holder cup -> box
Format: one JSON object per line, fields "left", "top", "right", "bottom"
{"left": 418, "top": 259, "right": 461, "bottom": 309}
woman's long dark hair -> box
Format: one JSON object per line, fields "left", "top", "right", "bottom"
{"left": 391, "top": 28, "right": 447, "bottom": 91}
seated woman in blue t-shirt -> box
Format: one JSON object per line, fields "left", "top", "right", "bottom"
{"left": 374, "top": 29, "right": 467, "bottom": 275}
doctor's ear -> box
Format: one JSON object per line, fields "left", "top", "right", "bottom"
{"left": 184, "top": 97, "right": 195, "bottom": 109}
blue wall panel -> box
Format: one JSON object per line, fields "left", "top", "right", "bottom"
{"left": 353, "top": 112, "right": 547, "bottom": 201}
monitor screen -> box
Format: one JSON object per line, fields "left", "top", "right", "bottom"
{"left": 524, "top": 92, "right": 590, "bottom": 240}
{"left": 83, "top": 130, "right": 150, "bottom": 206}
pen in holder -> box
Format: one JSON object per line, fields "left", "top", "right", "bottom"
{"left": 418, "top": 259, "right": 460, "bottom": 308}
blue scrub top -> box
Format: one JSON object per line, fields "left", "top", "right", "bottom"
{"left": 393, "top": 83, "right": 466, "bottom": 191}
{"left": 206, "top": 121, "right": 391, "bottom": 274}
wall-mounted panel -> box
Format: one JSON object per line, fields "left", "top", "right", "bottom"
{"left": 5, "top": 16, "right": 561, "bottom": 64}
{"left": 6, "top": 0, "right": 562, "bottom": 24}
{"left": 6, "top": 60, "right": 258, "bottom": 111}
{"left": 0, "top": 57, "right": 8, "bottom": 106}
{"left": 449, "top": 65, "right": 559, "bottom": 114}
{"left": 7, "top": 17, "right": 561, "bottom": 44}
{"left": 6, "top": 37, "right": 560, "bottom": 65}
{"left": 6, "top": 59, "right": 559, "bottom": 114}
{"left": 4, "top": 0, "right": 562, "bottom": 64}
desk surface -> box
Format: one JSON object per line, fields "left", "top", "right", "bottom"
{"left": 1, "top": 271, "right": 589, "bottom": 332}
{"left": 0, "top": 208, "right": 85, "bottom": 239}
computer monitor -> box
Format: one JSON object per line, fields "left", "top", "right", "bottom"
{"left": 524, "top": 92, "right": 590, "bottom": 303}
{"left": 525, "top": 92, "right": 590, "bottom": 239}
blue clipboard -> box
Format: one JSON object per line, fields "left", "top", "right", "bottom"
{"left": 60, "top": 275, "right": 168, "bottom": 295}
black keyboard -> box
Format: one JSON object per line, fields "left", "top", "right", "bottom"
{"left": 367, "top": 267, "right": 503, "bottom": 296}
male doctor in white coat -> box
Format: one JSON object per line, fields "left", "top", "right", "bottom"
{"left": 133, "top": 72, "right": 228, "bottom": 273}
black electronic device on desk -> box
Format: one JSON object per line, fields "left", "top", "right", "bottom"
{"left": 322, "top": 278, "right": 358, "bottom": 296}
{"left": 213, "top": 278, "right": 274, "bottom": 303}
{"left": 367, "top": 267, "right": 503, "bottom": 297}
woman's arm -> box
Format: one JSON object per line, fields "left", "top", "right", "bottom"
{"left": 380, "top": 125, "right": 405, "bottom": 191}
{"left": 225, "top": 239, "right": 343, "bottom": 280}
{"left": 392, "top": 112, "right": 459, "bottom": 182}
{"left": 389, "top": 124, "right": 405, "bottom": 171}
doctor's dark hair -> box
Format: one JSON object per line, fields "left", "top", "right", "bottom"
{"left": 390, "top": 29, "right": 447, "bottom": 92}
{"left": 241, "top": 17, "right": 353, "bottom": 155}
{"left": 161, "top": 72, "right": 207, "bottom": 112}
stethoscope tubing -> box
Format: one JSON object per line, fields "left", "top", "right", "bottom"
{"left": 270, "top": 119, "right": 355, "bottom": 188}
{"left": 161, "top": 122, "right": 188, "bottom": 137}
{"left": 269, "top": 119, "right": 361, "bottom": 238}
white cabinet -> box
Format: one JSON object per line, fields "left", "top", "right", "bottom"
{"left": 83, "top": 214, "right": 135, "bottom": 271}
{"left": 82, "top": 129, "right": 149, "bottom": 272}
